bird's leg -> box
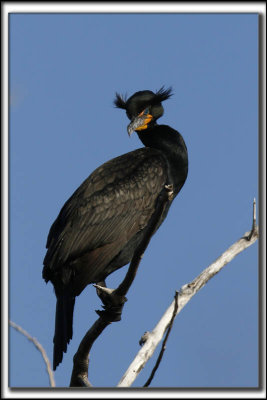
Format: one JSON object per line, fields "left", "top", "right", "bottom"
{"left": 94, "top": 281, "right": 127, "bottom": 322}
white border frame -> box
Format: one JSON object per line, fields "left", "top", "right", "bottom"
{"left": 2, "top": 2, "right": 266, "bottom": 399}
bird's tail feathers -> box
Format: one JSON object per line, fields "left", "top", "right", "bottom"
{"left": 53, "top": 292, "right": 75, "bottom": 370}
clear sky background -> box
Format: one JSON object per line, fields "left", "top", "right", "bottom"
{"left": 9, "top": 12, "right": 258, "bottom": 389}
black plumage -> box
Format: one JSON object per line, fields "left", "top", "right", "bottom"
{"left": 43, "top": 87, "right": 188, "bottom": 370}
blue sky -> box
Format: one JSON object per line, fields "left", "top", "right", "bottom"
{"left": 9, "top": 12, "right": 258, "bottom": 390}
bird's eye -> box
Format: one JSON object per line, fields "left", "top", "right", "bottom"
{"left": 143, "top": 108, "right": 150, "bottom": 115}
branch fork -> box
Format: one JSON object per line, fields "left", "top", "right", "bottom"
{"left": 118, "top": 199, "right": 258, "bottom": 387}
{"left": 246, "top": 198, "right": 257, "bottom": 241}
{"left": 11, "top": 199, "right": 258, "bottom": 388}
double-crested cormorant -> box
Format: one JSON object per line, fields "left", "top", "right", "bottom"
{"left": 43, "top": 87, "right": 188, "bottom": 370}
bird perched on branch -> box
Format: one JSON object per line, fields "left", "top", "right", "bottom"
{"left": 43, "top": 87, "right": 188, "bottom": 370}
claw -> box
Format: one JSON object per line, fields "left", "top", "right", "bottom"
{"left": 94, "top": 284, "right": 127, "bottom": 322}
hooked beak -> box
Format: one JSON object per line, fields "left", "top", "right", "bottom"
{"left": 127, "top": 110, "right": 153, "bottom": 136}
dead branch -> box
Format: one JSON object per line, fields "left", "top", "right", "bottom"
{"left": 143, "top": 290, "right": 179, "bottom": 387}
{"left": 247, "top": 198, "right": 257, "bottom": 241}
{"left": 69, "top": 318, "right": 111, "bottom": 387}
{"left": 10, "top": 198, "right": 258, "bottom": 388}
{"left": 117, "top": 203, "right": 258, "bottom": 387}
{"left": 9, "top": 320, "right": 55, "bottom": 387}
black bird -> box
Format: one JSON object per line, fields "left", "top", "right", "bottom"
{"left": 43, "top": 87, "right": 188, "bottom": 370}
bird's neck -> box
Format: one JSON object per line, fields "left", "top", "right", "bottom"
{"left": 137, "top": 124, "right": 188, "bottom": 195}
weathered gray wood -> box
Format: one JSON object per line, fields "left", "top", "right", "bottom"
{"left": 118, "top": 225, "right": 258, "bottom": 387}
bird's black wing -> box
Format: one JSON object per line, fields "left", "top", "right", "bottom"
{"left": 43, "top": 147, "right": 168, "bottom": 291}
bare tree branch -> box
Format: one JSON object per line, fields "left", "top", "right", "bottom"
{"left": 117, "top": 223, "right": 258, "bottom": 387}
{"left": 247, "top": 198, "right": 257, "bottom": 241}
{"left": 69, "top": 317, "right": 111, "bottom": 387}
{"left": 143, "top": 290, "right": 179, "bottom": 387}
{"left": 9, "top": 320, "right": 55, "bottom": 387}
{"left": 10, "top": 198, "right": 258, "bottom": 388}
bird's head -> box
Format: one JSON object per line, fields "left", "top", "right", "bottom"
{"left": 114, "top": 86, "right": 173, "bottom": 136}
